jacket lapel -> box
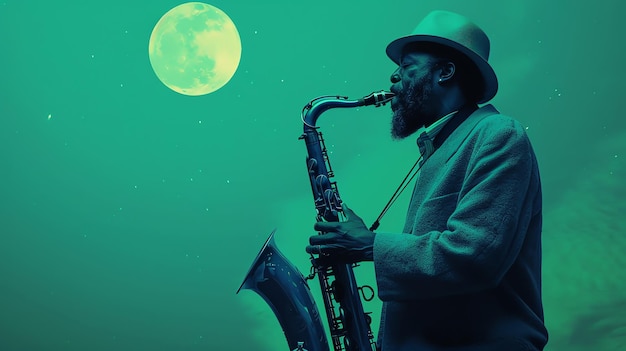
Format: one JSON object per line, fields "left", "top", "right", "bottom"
{"left": 433, "top": 104, "right": 500, "bottom": 164}
{"left": 402, "top": 104, "right": 501, "bottom": 234}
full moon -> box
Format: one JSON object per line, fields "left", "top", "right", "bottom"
{"left": 148, "top": 2, "right": 241, "bottom": 96}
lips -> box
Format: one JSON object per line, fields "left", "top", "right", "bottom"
{"left": 389, "top": 88, "right": 400, "bottom": 110}
{"left": 390, "top": 88, "right": 400, "bottom": 100}
{"left": 390, "top": 96, "right": 399, "bottom": 111}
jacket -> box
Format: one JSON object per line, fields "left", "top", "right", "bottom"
{"left": 373, "top": 104, "right": 548, "bottom": 350}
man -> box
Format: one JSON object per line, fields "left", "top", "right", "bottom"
{"left": 306, "top": 10, "right": 549, "bottom": 351}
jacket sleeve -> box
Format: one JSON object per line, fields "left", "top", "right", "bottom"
{"left": 373, "top": 117, "right": 539, "bottom": 301}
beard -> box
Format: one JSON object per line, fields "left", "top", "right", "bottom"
{"left": 391, "top": 74, "right": 435, "bottom": 140}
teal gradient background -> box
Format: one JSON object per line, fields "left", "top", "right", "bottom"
{"left": 1, "top": 1, "right": 624, "bottom": 350}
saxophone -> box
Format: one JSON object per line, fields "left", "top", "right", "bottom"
{"left": 237, "top": 91, "right": 395, "bottom": 351}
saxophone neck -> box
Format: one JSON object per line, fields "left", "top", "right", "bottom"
{"left": 302, "top": 91, "right": 394, "bottom": 129}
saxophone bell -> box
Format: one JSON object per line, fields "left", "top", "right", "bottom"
{"left": 237, "top": 229, "right": 330, "bottom": 351}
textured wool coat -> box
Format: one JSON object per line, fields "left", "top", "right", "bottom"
{"left": 374, "top": 104, "right": 548, "bottom": 351}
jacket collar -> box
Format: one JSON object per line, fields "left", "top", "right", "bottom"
{"left": 432, "top": 104, "right": 499, "bottom": 163}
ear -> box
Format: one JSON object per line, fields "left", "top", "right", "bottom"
{"left": 437, "top": 61, "right": 456, "bottom": 83}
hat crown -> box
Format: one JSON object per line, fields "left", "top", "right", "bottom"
{"left": 385, "top": 10, "right": 498, "bottom": 103}
{"left": 411, "top": 10, "right": 490, "bottom": 61}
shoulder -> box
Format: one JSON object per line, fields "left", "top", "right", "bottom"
{"left": 475, "top": 106, "right": 525, "bottom": 133}
{"left": 471, "top": 106, "right": 530, "bottom": 147}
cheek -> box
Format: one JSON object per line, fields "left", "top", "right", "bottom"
{"left": 401, "top": 70, "right": 422, "bottom": 90}
{"left": 401, "top": 79, "right": 411, "bottom": 91}
{"left": 400, "top": 77, "right": 414, "bottom": 93}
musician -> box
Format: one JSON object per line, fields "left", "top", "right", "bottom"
{"left": 307, "top": 10, "right": 549, "bottom": 351}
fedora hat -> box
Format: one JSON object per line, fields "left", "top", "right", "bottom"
{"left": 386, "top": 10, "right": 498, "bottom": 103}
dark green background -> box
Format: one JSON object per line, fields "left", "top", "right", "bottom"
{"left": 1, "top": 1, "right": 624, "bottom": 350}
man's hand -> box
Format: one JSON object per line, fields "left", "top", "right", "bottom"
{"left": 306, "top": 204, "right": 375, "bottom": 263}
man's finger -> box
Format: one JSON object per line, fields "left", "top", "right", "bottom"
{"left": 305, "top": 244, "right": 321, "bottom": 254}
{"left": 312, "top": 255, "right": 333, "bottom": 267}
{"left": 305, "top": 244, "right": 335, "bottom": 256}
{"left": 342, "top": 202, "right": 351, "bottom": 211}
{"left": 309, "top": 232, "right": 339, "bottom": 245}
{"left": 342, "top": 203, "right": 360, "bottom": 221}
{"left": 341, "top": 202, "right": 352, "bottom": 219}
{"left": 314, "top": 221, "right": 340, "bottom": 232}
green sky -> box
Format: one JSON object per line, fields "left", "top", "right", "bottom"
{"left": 1, "top": 1, "right": 624, "bottom": 350}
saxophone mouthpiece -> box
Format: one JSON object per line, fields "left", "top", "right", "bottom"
{"left": 361, "top": 90, "right": 395, "bottom": 107}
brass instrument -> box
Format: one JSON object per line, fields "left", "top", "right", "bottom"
{"left": 238, "top": 91, "right": 394, "bottom": 351}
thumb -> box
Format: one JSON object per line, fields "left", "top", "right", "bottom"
{"left": 341, "top": 203, "right": 361, "bottom": 222}
{"left": 341, "top": 202, "right": 353, "bottom": 219}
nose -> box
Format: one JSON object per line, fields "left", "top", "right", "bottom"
{"left": 390, "top": 72, "right": 401, "bottom": 84}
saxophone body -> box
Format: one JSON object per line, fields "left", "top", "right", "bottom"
{"left": 238, "top": 91, "right": 394, "bottom": 351}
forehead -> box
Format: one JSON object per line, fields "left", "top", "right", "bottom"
{"left": 399, "top": 49, "right": 437, "bottom": 65}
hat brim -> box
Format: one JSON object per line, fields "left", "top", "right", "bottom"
{"left": 387, "top": 35, "right": 498, "bottom": 104}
